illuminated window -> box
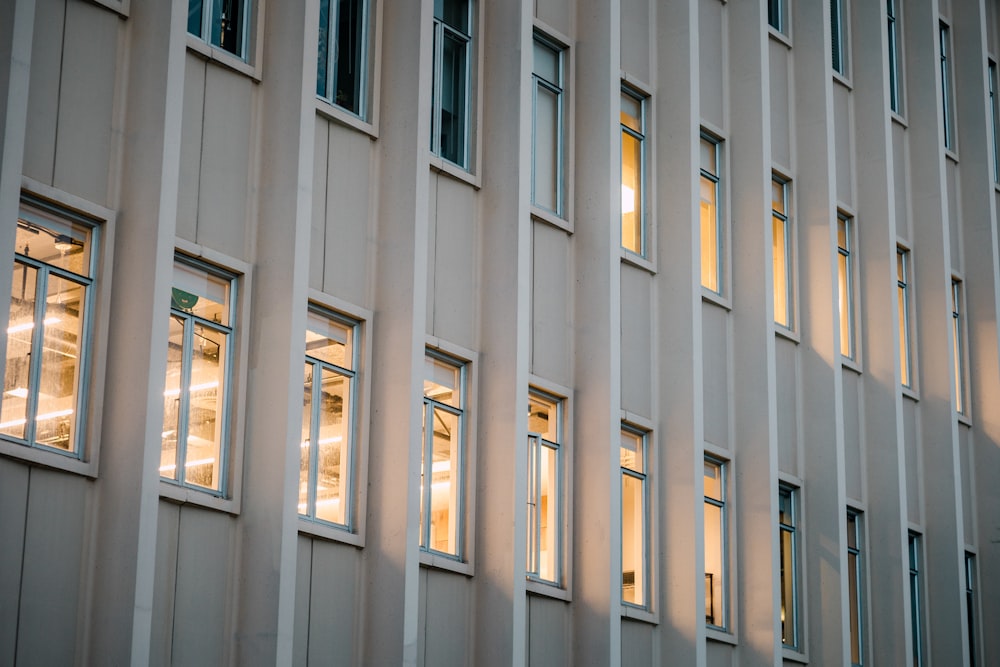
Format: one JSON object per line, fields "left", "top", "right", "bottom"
{"left": 317, "top": 0, "right": 371, "bottom": 119}
{"left": 2, "top": 200, "right": 97, "bottom": 456}
{"left": 420, "top": 351, "right": 467, "bottom": 558}
{"left": 768, "top": 0, "right": 786, "bottom": 33}
{"left": 532, "top": 34, "right": 566, "bottom": 217}
{"left": 704, "top": 457, "right": 728, "bottom": 629}
{"left": 527, "top": 390, "right": 564, "bottom": 586}
{"left": 887, "top": 0, "right": 902, "bottom": 113}
{"left": 160, "top": 257, "right": 237, "bottom": 495}
{"left": 188, "top": 0, "right": 251, "bottom": 60}
{"left": 965, "top": 552, "right": 979, "bottom": 667}
{"left": 909, "top": 532, "right": 925, "bottom": 667}
{"left": 299, "top": 307, "right": 358, "bottom": 529}
{"left": 772, "top": 177, "right": 793, "bottom": 329}
{"left": 431, "top": 0, "right": 473, "bottom": 168}
{"left": 940, "top": 23, "right": 954, "bottom": 150}
{"left": 700, "top": 135, "right": 723, "bottom": 294}
{"left": 989, "top": 61, "right": 998, "bottom": 183}
{"left": 847, "top": 510, "right": 866, "bottom": 667}
{"left": 621, "top": 87, "right": 647, "bottom": 257}
{"left": 897, "top": 248, "right": 912, "bottom": 387}
{"left": 951, "top": 278, "right": 966, "bottom": 414}
{"left": 838, "top": 214, "right": 856, "bottom": 359}
{"left": 621, "top": 427, "right": 649, "bottom": 608}
{"left": 831, "top": 0, "right": 848, "bottom": 75}
{"left": 779, "top": 484, "right": 800, "bottom": 649}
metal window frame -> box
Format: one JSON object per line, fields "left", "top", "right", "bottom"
{"left": 951, "top": 277, "right": 966, "bottom": 414}
{"left": 846, "top": 509, "right": 865, "bottom": 667}
{"left": 965, "top": 551, "right": 978, "bottom": 667}
{"left": 431, "top": 0, "right": 473, "bottom": 169}
{"left": 419, "top": 349, "right": 468, "bottom": 559}
{"left": 897, "top": 247, "right": 913, "bottom": 388}
{"left": 940, "top": 22, "right": 954, "bottom": 150}
{"left": 908, "top": 531, "right": 924, "bottom": 667}
{"left": 778, "top": 483, "right": 800, "bottom": 650}
{"left": 190, "top": 0, "right": 252, "bottom": 61}
{"left": 700, "top": 133, "right": 724, "bottom": 296}
{"left": 703, "top": 455, "right": 728, "bottom": 630}
{"left": 989, "top": 61, "right": 998, "bottom": 183}
{"left": 300, "top": 305, "right": 359, "bottom": 531}
{"left": 620, "top": 85, "right": 647, "bottom": 258}
{"left": 838, "top": 213, "right": 856, "bottom": 359}
{"left": 772, "top": 176, "right": 793, "bottom": 329}
{"left": 317, "top": 0, "right": 371, "bottom": 119}
{"left": 164, "top": 255, "right": 237, "bottom": 497}
{"left": 768, "top": 0, "right": 786, "bottom": 34}
{"left": 831, "top": 0, "right": 848, "bottom": 75}
{"left": 620, "top": 425, "right": 650, "bottom": 610}
{"left": 526, "top": 388, "right": 564, "bottom": 586}
{"left": 531, "top": 33, "right": 566, "bottom": 217}
{"left": 887, "top": 0, "right": 901, "bottom": 113}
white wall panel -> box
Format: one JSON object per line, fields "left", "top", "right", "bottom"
{"left": 833, "top": 83, "right": 854, "bottom": 207}
{"left": 151, "top": 502, "right": 180, "bottom": 667}
{"left": 531, "top": 221, "right": 572, "bottom": 385}
{"left": 775, "top": 337, "right": 798, "bottom": 474}
{"left": 702, "top": 302, "right": 730, "bottom": 449}
{"left": 903, "top": 397, "right": 922, "bottom": 524}
{"left": 22, "top": 0, "right": 64, "bottom": 186}
{"left": 419, "top": 568, "right": 472, "bottom": 667}
{"left": 842, "top": 369, "right": 863, "bottom": 503}
{"left": 699, "top": 0, "right": 725, "bottom": 132}
{"left": 769, "top": 40, "right": 791, "bottom": 169}
{"left": 620, "top": 264, "right": 652, "bottom": 418}
{"left": 621, "top": 0, "right": 651, "bottom": 84}
{"left": 177, "top": 55, "right": 206, "bottom": 244}
{"left": 527, "top": 595, "right": 570, "bottom": 667}
{"left": 310, "top": 117, "right": 329, "bottom": 292}
{"left": 429, "top": 175, "right": 479, "bottom": 349}
{"left": 0, "top": 459, "right": 28, "bottom": 666}
{"left": 620, "top": 618, "right": 653, "bottom": 666}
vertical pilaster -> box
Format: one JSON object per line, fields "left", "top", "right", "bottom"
{"left": 87, "top": 0, "right": 187, "bottom": 664}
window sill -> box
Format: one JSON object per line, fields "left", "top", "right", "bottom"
{"left": 945, "top": 148, "right": 960, "bottom": 164}
{"left": 768, "top": 27, "right": 792, "bottom": 49}
{"left": 315, "top": 99, "right": 378, "bottom": 139}
{"left": 782, "top": 646, "right": 809, "bottom": 664}
{"left": 159, "top": 479, "right": 239, "bottom": 514}
{"left": 701, "top": 288, "right": 732, "bottom": 311}
{"left": 832, "top": 71, "right": 853, "bottom": 90}
{"left": 531, "top": 206, "right": 573, "bottom": 235}
{"left": 840, "top": 356, "right": 862, "bottom": 375}
{"left": 429, "top": 156, "right": 481, "bottom": 189}
{"left": 706, "top": 627, "right": 737, "bottom": 645}
{"left": 526, "top": 578, "right": 571, "bottom": 602}
{"left": 186, "top": 36, "right": 260, "bottom": 82}
{"left": 620, "top": 249, "right": 656, "bottom": 275}
{"left": 957, "top": 411, "right": 972, "bottom": 427}
{"left": 891, "top": 111, "right": 908, "bottom": 128}
{"left": 620, "top": 603, "right": 658, "bottom": 625}
{"left": 86, "top": 0, "right": 129, "bottom": 17}
{"left": 901, "top": 385, "right": 919, "bottom": 402}
{"left": 774, "top": 325, "right": 800, "bottom": 345}
{"left": 419, "top": 549, "right": 474, "bottom": 576}
{"left": 0, "top": 440, "right": 97, "bottom": 478}
{"left": 297, "top": 517, "right": 364, "bottom": 548}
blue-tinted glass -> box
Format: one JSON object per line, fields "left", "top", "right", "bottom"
{"left": 317, "top": 0, "right": 330, "bottom": 97}
{"left": 188, "top": 0, "right": 204, "bottom": 36}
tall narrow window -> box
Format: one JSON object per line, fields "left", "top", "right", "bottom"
{"left": 621, "top": 427, "right": 649, "bottom": 608}
{"left": 431, "top": 0, "right": 473, "bottom": 169}
{"left": 965, "top": 552, "right": 979, "bottom": 667}
{"left": 768, "top": 0, "right": 786, "bottom": 33}
{"left": 831, "top": 0, "right": 848, "bottom": 75}
{"left": 897, "top": 248, "right": 912, "bottom": 387}
{"left": 420, "top": 351, "right": 467, "bottom": 558}
{"left": 188, "top": 0, "right": 250, "bottom": 60}
{"left": 317, "top": 0, "right": 370, "bottom": 118}
{"left": 299, "top": 307, "right": 358, "bottom": 529}
{"left": 772, "top": 177, "right": 793, "bottom": 329}
{"left": 532, "top": 35, "right": 565, "bottom": 217}
{"left": 940, "top": 23, "right": 954, "bottom": 150}
{"left": 838, "top": 214, "right": 856, "bottom": 359}
{"left": 887, "top": 0, "right": 902, "bottom": 113}
{"left": 621, "top": 87, "right": 647, "bottom": 257}
{"left": 527, "top": 390, "right": 564, "bottom": 586}
{"left": 700, "top": 135, "right": 723, "bottom": 294}
{"left": 989, "top": 61, "right": 998, "bottom": 183}
{"left": 779, "top": 484, "right": 800, "bottom": 649}
{"left": 908, "top": 532, "right": 925, "bottom": 667}
{"left": 160, "top": 257, "right": 237, "bottom": 495}
{"left": 847, "top": 510, "right": 866, "bottom": 667}
{"left": 3, "top": 201, "right": 97, "bottom": 456}
{"left": 704, "top": 457, "right": 728, "bottom": 629}
{"left": 951, "top": 278, "right": 966, "bottom": 414}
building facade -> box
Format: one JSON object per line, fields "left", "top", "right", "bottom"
{"left": 0, "top": 0, "right": 998, "bottom": 665}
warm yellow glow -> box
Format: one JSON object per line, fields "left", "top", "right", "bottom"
{"left": 5, "top": 387, "right": 28, "bottom": 399}
{"left": 700, "top": 175, "right": 719, "bottom": 292}
{"left": 163, "top": 380, "right": 219, "bottom": 398}
{"left": 621, "top": 185, "right": 635, "bottom": 214}
{"left": 772, "top": 215, "right": 789, "bottom": 327}
{"left": 6, "top": 316, "right": 61, "bottom": 335}
{"left": 158, "top": 456, "right": 216, "bottom": 473}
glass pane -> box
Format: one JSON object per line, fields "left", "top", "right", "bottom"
{"left": 620, "top": 93, "right": 641, "bottom": 133}
{"left": 210, "top": 0, "right": 243, "bottom": 56}
{"left": 899, "top": 282, "right": 909, "bottom": 386}
{"left": 306, "top": 311, "right": 352, "bottom": 369}
{"left": 537, "top": 442, "right": 558, "bottom": 581}
{"left": 700, "top": 175, "right": 719, "bottom": 292}
{"left": 333, "top": 0, "right": 365, "bottom": 114}
{"left": 424, "top": 356, "right": 460, "bottom": 407}
{"left": 780, "top": 527, "right": 796, "bottom": 645}
{"left": 772, "top": 216, "right": 789, "bottom": 327}
{"left": 299, "top": 363, "right": 313, "bottom": 515}
{"left": 526, "top": 437, "right": 539, "bottom": 573}
{"left": 428, "top": 407, "right": 460, "bottom": 554}
{"left": 317, "top": 0, "right": 330, "bottom": 97}
{"left": 185, "top": 323, "right": 226, "bottom": 491}
{"left": 847, "top": 512, "right": 858, "bottom": 548}
{"left": 839, "top": 251, "right": 851, "bottom": 357}
{"left": 434, "top": 0, "right": 469, "bottom": 32}
{"left": 700, "top": 138, "right": 716, "bottom": 175}
{"left": 533, "top": 39, "right": 559, "bottom": 84}
{"left": 620, "top": 430, "right": 643, "bottom": 472}
{"left": 528, "top": 393, "right": 558, "bottom": 441}
{"left": 533, "top": 84, "right": 560, "bottom": 213}
{"left": 316, "top": 366, "right": 350, "bottom": 525}
{"left": 34, "top": 274, "right": 85, "bottom": 451}
{"left": 849, "top": 549, "right": 861, "bottom": 663}
{"left": 17, "top": 210, "right": 92, "bottom": 276}
{"left": 160, "top": 314, "right": 185, "bottom": 480}
{"left": 704, "top": 460, "right": 723, "bottom": 501}
{"left": 779, "top": 487, "right": 793, "bottom": 526}
{"left": 704, "top": 502, "right": 724, "bottom": 625}
{"left": 621, "top": 131, "right": 642, "bottom": 254}
{"left": 772, "top": 180, "right": 785, "bottom": 214}
{"left": 2, "top": 261, "right": 37, "bottom": 440}
{"left": 172, "top": 262, "right": 230, "bottom": 326}
{"left": 188, "top": 0, "right": 204, "bottom": 36}
{"left": 838, "top": 217, "right": 848, "bottom": 251}
{"left": 439, "top": 31, "right": 468, "bottom": 165}
{"left": 621, "top": 472, "right": 645, "bottom": 606}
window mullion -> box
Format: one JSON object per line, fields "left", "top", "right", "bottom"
{"left": 177, "top": 315, "right": 195, "bottom": 486}
{"left": 421, "top": 401, "right": 435, "bottom": 548}
{"left": 24, "top": 266, "right": 48, "bottom": 444}
{"left": 308, "top": 362, "right": 321, "bottom": 518}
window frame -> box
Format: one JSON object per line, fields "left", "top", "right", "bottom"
{"left": 779, "top": 483, "right": 801, "bottom": 651}
{"left": 831, "top": 0, "right": 849, "bottom": 77}
{"left": 908, "top": 531, "right": 925, "bottom": 667}
{"left": 951, "top": 277, "right": 968, "bottom": 416}
{"left": 704, "top": 455, "right": 729, "bottom": 631}
{"left": 965, "top": 551, "right": 979, "bottom": 667}
{"left": 531, "top": 31, "right": 567, "bottom": 220}
{"left": 837, "top": 213, "right": 858, "bottom": 361}
{"left": 187, "top": 0, "right": 254, "bottom": 65}
{"left": 620, "top": 424, "right": 651, "bottom": 613}
{"left": 620, "top": 84, "right": 649, "bottom": 260}
{"left": 768, "top": 0, "right": 788, "bottom": 36}
{"left": 940, "top": 21, "right": 955, "bottom": 152}
{"left": 897, "top": 246, "right": 914, "bottom": 389}
{"left": 430, "top": 0, "right": 475, "bottom": 172}
{"left": 772, "top": 175, "right": 795, "bottom": 331}
{"left": 887, "top": 0, "right": 903, "bottom": 115}
{"left": 700, "top": 132, "right": 727, "bottom": 299}
{"left": 525, "top": 385, "right": 568, "bottom": 591}
{"left": 316, "top": 0, "right": 373, "bottom": 122}
{"left": 989, "top": 60, "right": 999, "bottom": 184}
{"left": 846, "top": 509, "right": 866, "bottom": 667}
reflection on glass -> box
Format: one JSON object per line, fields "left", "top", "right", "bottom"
{"left": 621, "top": 429, "right": 647, "bottom": 607}
{"left": 838, "top": 217, "right": 854, "bottom": 358}
{"left": 951, "top": 279, "right": 965, "bottom": 414}
{"left": 420, "top": 353, "right": 465, "bottom": 557}
{"left": 704, "top": 458, "right": 726, "bottom": 628}
{"left": 621, "top": 91, "right": 644, "bottom": 255}
{"left": 532, "top": 37, "right": 563, "bottom": 215}
{"left": 847, "top": 511, "right": 864, "bottom": 666}
{"left": 897, "top": 248, "right": 911, "bottom": 387}
{"left": 700, "top": 137, "right": 721, "bottom": 293}
{"left": 779, "top": 486, "right": 798, "bottom": 648}
{"left": 772, "top": 179, "right": 790, "bottom": 328}
{"left": 527, "top": 392, "right": 562, "bottom": 585}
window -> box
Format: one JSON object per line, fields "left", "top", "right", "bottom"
{"left": 779, "top": 484, "right": 800, "bottom": 649}
{"left": 831, "top": 0, "right": 848, "bottom": 75}
{"left": 965, "top": 552, "right": 979, "bottom": 667}
{"left": 908, "top": 532, "right": 925, "bottom": 667}
{"left": 2, "top": 200, "right": 97, "bottom": 457}
{"left": 299, "top": 307, "right": 358, "bottom": 529}
{"left": 704, "top": 457, "right": 728, "bottom": 629}
{"left": 700, "top": 135, "right": 723, "bottom": 294}
{"left": 431, "top": 0, "right": 473, "bottom": 169}
{"left": 772, "top": 177, "right": 793, "bottom": 329}
{"left": 989, "top": 61, "right": 998, "bottom": 183}
{"left": 951, "top": 278, "right": 966, "bottom": 414}
{"left": 188, "top": 0, "right": 250, "bottom": 60}
{"left": 847, "top": 510, "right": 866, "bottom": 667}
{"left": 887, "top": 0, "right": 902, "bottom": 113}
{"left": 838, "top": 214, "right": 856, "bottom": 359}
{"left": 940, "top": 23, "right": 954, "bottom": 150}
{"left": 620, "top": 427, "right": 649, "bottom": 608}
{"left": 897, "top": 248, "right": 912, "bottom": 387}
{"left": 532, "top": 34, "right": 566, "bottom": 217}
{"left": 160, "top": 257, "right": 237, "bottom": 495}
{"left": 526, "top": 390, "right": 564, "bottom": 586}
{"left": 768, "top": 0, "right": 786, "bottom": 33}
{"left": 317, "top": 0, "right": 370, "bottom": 118}
{"left": 621, "top": 87, "right": 647, "bottom": 257}
{"left": 420, "top": 351, "right": 467, "bottom": 558}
